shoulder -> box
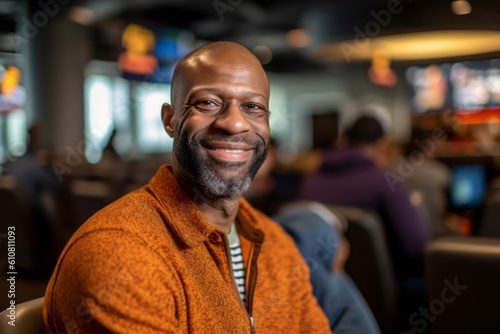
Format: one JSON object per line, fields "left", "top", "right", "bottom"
{"left": 45, "top": 188, "right": 181, "bottom": 299}
{"left": 51, "top": 186, "right": 179, "bottom": 286}
{"left": 53, "top": 186, "right": 177, "bottom": 280}
{"left": 44, "top": 225, "right": 181, "bottom": 333}
{"left": 74, "top": 186, "right": 171, "bottom": 244}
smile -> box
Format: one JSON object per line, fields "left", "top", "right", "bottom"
{"left": 213, "top": 148, "right": 246, "bottom": 153}
{"left": 204, "top": 144, "right": 253, "bottom": 163}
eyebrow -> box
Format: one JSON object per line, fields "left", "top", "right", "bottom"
{"left": 188, "top": 87, "right": 268, "bottom": 101}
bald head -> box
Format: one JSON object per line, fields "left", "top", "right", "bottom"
{"left": 170, "top": 41, "right": 269, "bottom": 110}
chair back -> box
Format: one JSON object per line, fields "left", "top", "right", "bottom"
{"left": 0, "top": 297, "right": 45, "bottom": 334}
{"left": 0, "top": 176, "right": 36, "bottom": 270}
{"left": 68, "top": 179, "right": 113, "bottom": 226}
{"left": 0, "top": 175, "right": 34, "bottom": 230}
{"left": 477, "top": 191, "right": 500, "bottom": 238}
{"left": 425, "top": 236, "right": 500, "bottom": 333}
{"left": 327, "top": 205, "right": 398, "bottom": 334}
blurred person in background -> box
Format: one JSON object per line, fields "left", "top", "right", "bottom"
{"left": 388, "top": 125, "right": 453, "bottom": 236}
{"left": 6, "top": 123, "right": 61, "bottom": 277}
{"left": 299, "top": 114, "right": 432, "bottom": 331}
{"left": 244, "top": 138, "right": 303, "bottom": 216}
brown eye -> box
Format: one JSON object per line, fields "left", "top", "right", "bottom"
{"left": 246, "top": 103, "right": 261, "bottom": 109}
{"left": 195, "top": 100, "right": 221, "bottom": 112}
{"left": 244, "top": 103, "right": 268, "bottom": 115}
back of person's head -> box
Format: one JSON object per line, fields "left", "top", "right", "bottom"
{"left": 405, "top": 125, "right": 432, "bottom": 156}
{"left": 344, "top": 115, "right": 385, "bottom": 147}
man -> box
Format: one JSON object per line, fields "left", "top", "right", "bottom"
{"left": 300, "top": 115, "right": 431, "bottom": 272}
{"left": 7, "top": 124, "right": 60, "bottom": 277}
{"left": 299, "top": 115, "right": 431, "bottom": 330}
{"left": 388, "top": 125, "right": 451, "bottom": 236}
{"left": 44, "top": 41, "right": 330, "bottom": 333}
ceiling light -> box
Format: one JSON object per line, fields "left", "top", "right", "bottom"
{"left": 311, "top": 30, "right": 500, "bottom": 62}
{"left": 67, "top": 6, "right": 95, "bottom": 26}
{"left": 368, "top": 54, "right": 397, "bottom": 87}
{"left": 286, "top": 29, "right": 310, "bottom": 48}
{"left": 252, "top": 45, "right": 273, "bottom": 65}
{"left": 451, "top": 0, "right": 472, "bottom": 15}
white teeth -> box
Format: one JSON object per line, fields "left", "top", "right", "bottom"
{"left": 215, "top": 149, "right": 244, "bottom": 152}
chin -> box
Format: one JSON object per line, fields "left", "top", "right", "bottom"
{"left": 199, "top": 167, "right": 254, "bottom": 198}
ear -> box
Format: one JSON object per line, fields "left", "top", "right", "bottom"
{"left": 161, "top": 102, "right": 175, "bottom": 138}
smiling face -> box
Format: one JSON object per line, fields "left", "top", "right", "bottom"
{"left": 162, "top": 42, "right": 271, "bottom": 198}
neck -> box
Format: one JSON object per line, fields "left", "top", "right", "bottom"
{"left": 194, "top": 197, "right": 240, "bottom": 233}
{"left": 173, "top": 165, "right": 240, "bottom": 233}
{"left": 360, "top": 144, "right": 386, "bottom": 168}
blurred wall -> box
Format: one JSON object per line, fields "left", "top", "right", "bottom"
{"left": 268, "top": 67, "right": 411, "bottom": 154}
{"left": 25, "top": 17, "right": 91, "bottom": 154}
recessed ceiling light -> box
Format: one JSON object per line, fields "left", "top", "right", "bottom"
{"left": 451, "top": 0, "right": 472, "bottom": 15}
{"left": 286, "top": 29, "right": 310, "bottom": 48}
{"left": 67, "top": 6, "right": 95, "bottom": 26}
{"left": 252, "top": 45, "right": 273, "bottom": 65}
{"left": 311, "top": 30, "right": 500, "bottom": 62}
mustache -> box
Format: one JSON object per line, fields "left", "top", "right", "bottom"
{"left": 197, "top": 134, "right": 264, "bottom": 147}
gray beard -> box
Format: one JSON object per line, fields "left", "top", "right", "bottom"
{"left": 197, "top": 161, "right": 253, "bottom": 198}
{"left": 174, "top": 132, "right": 269, "bottom": 199}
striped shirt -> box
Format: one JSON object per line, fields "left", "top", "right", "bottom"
{"left": 227, "top": 223, "right": 246, "bottom": 303}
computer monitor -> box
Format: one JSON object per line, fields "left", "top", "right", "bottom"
{"left": 450, "top": 164, "right": 487, "bottom": 209}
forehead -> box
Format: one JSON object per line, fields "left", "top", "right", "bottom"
{"left": 173, "top": 49, "right": 270, "bottom": 101}
{"left": 195, "top": 64, "right": 266, "bottom": 88}
{"left": 192, "top": 67, "right": 267, "bottom": 93}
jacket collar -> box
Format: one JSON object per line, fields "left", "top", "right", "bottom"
{"left": 147, "top": 165, "right": 265, "bottom": 248}
{"left": 237, "top": 200, "right": 265, "bottom": 244}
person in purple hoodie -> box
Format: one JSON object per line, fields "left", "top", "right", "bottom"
{"left": 299, "top": 115, "right": 432, "bottom": 330}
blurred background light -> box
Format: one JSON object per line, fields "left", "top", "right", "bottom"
{"left": 252, "top": 45, "right": 273, "bottom": 65}
{"left": 286, "top": 29, "right": 310, "bottom": 48}
{"left": 67, "top": 6, "right": 96, "bottom": 26}
{"left": 312, "top": 30, "right": 500, "bottom": 62}
{"left": 452, "top": 0, "right": 472, "bottom": 15}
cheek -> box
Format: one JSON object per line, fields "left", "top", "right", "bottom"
{"left": 250, "top": 118, "right": 270, "bottom": 141}
{"left": 176, "top": 113, "right": 210, "bottom": 140}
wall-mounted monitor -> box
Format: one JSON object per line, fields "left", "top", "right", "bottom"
{"left": 117, "top": 23, "right": 204, "bottom": 83}
{"left": 406, "top": 63, "right": 453, "bottom": 114}
{"left": 406, "top": 59, "right": 500, "bottom": 122}
{"left": 450, "top": 59, "right": 500, "bottom": 112}
{"left": 449, "top": 164, "right": 487, "bottom": 210}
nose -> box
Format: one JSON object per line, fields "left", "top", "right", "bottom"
{"left": 212, "top": 102, "right": 251, "bottom": 134}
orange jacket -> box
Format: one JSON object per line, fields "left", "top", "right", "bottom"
{"left": 44, "top": 166, "right": 330, "bottom": 333}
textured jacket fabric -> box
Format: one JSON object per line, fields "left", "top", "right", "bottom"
{"left": 44, "top": 165, "right": 330, "bottom": 334}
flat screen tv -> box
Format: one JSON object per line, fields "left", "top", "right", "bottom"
{"left": 406, "top": 59, "right": 500, "bottom": 120}
{"left": 117, "top": 23, "right": 203, "bottom": 83}
{"left": 449, "top": 164, "right": 487, "bottom": 210}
